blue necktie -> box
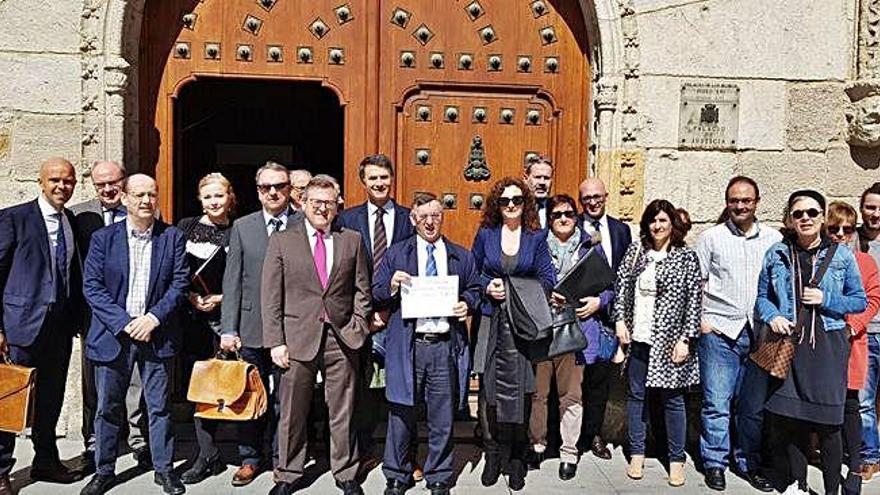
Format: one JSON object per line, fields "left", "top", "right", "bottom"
{"left": 54, "top": 213, "right": 68, "bottom": 304}
{"left": 426, "top": 244, "right": 437, "bottom": 277}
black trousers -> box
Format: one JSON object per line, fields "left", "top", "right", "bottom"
{"left": 770, "top": 412, "right": 842, "bottom": 494}
{"left": 578, "top": 361, "right": 612, "bottom": 446}
{"left": 0, "top": 310, "right": 73, "bottom": 475}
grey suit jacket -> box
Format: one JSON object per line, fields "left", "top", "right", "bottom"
{"left": 221, "top": 208, "right": 303, "bottom": 347}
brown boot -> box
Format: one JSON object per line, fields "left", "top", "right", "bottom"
{"left": 626, "top": 455, "right": 645, "bottom": 480}
{"left": 668, "top": 461, "right": 685, "bottom": 487}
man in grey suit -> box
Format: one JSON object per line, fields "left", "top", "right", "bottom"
{"left": 70, "top": 160, "right": 148, "bottom": 471}
{"left": 219, "top": 161, "right": 302, "bottom": 486}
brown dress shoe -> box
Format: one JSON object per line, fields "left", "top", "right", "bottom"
{"left": 232, "top": 464, "right": 260, "bottom": 487}
{"left": 413, "top": 462, "right": 424, "bottom": 482}
{"left": 0, "top": 475, "right": 11, "bottom": 495}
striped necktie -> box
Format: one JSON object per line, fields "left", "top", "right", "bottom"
{"left": 373, "top": 208, "right": 387, "bottom": 267}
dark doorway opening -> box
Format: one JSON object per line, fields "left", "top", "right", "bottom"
{"left": 174, "top": 79, "right": 344, "bottom": 219}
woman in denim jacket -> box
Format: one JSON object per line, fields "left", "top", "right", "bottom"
{"left": 755, "top": 189, "right": 867, "bottom": 495}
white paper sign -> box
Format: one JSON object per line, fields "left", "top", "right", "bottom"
{"left": 400, "top": 275, "right": 459, "bottom": 319}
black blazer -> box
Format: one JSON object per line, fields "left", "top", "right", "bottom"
{"left": 579, "top": 214, "right": 632, "bottom": 273}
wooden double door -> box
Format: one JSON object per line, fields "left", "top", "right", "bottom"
{"left": 141, "top": 0, "right": 591, "bottom": 244}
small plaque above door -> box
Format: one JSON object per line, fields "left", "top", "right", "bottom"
{"left": 678, "top": 83, "right": 740, "bottom": 150}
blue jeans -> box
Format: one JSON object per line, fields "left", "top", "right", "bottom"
{"left": 860, "top": 334, "right": 880, "bottom": 464}
{"left": 626, "top": 343, "right": 687, "bottom": 462}
{"left": 94, "top": 339, "right": 174, "bottom": 476}
{"left": 699, "top": 327, "right": 754, "bottom": 471}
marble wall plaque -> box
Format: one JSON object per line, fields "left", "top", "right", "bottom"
{"left": 678, "top": 83, "right": 740, "bottom": 150}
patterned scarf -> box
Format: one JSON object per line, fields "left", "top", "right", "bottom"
{"left": 547, "top": 226, "right": 583, "bottom": 276}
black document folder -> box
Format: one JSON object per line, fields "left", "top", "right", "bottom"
{"left": 191, "top": 246, "right": 226, "bottom": 296}
{"left": 553, "top": 246, "right": 615, "bottom": 302}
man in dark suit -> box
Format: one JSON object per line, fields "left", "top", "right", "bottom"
{"left": 263, "top": 175, "right": 372, "bottom": 495}
{"left": 524, "top": 155, "right": 553, "bottom": 229}
{"left": 372, "top": 193, "right": 482, "bottom": 495}
{"left": 0, "top": 157, "right": 87, "bottom": 492}
{"left": 336, "top": 154, "right": 413, "bottom": 467}
{"left": 204, "top": 161, "right": 301, "bottom": 486}
{"left": 576, "top": 177, "right": 633, "bottom": 460}
{"left": 79, "top": 174, "right": 189, "bottom": 495}
{"left": 71, "top": 160, "right": 151, "bottom": 470}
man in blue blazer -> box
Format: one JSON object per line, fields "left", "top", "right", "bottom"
{"left": 80, "top": 175, "right": 189, "bottom": 495}
{"left": 336, "top": 154, "right": 414, "bottom": 465}
{"left": 0, "top": 158, "right": 87, "bottom": 490}
{"left": 372, "top": 193, "right": 482, "bottom": 495}
{"left": 576, "top": 178, "right": 633, "bottom": 460}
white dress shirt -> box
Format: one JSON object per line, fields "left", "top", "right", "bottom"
{"left": 305, "top": 220, "right": 334, "bottom": 279}
{"left": 537, "top": 201, "right": 548, "bottom": 229}
{"left": 586, "top": 213, "right": 613, "bottom": 267}
{"left": 414, "top": 236, "right": 450, "bottom": 334}
{"left": 102, "top": 204, "right": 127, "bottom": 226}
{"left": 263, "top": 208, "right": 290, "bottom": 236}
{"left": 367, "top": 200, "right": 395, "bottom": 248}
{"left": 37, "top": 194, "right": 74, "bottom": 283}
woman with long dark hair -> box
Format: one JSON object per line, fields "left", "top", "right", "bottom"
{"left": 613, "top": 199, "right": 701, "bottom": 487}
{"left": 471, "top": 177, "right": 556, "bottom": 491}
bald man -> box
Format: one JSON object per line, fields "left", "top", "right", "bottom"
{"left": 0, "top": 158, "right": 87, "bottom": 490}
{"left": 575, "top": 178, "right": 632, "bottom": 461}
{"left": 81, "top": 174, "right": 189, "bottom": 495}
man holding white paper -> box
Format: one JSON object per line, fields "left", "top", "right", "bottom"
{"left": 371, "top": 193, "right": 482, "bottom": 495}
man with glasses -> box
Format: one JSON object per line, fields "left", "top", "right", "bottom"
{"left": 289, "top": 169, "right": 312, "bottom": 211}
{"left": 695, "top": 176, "right": 780, "bottom": 491}
{"left": 575, "top": 178, "right": 631, "bottom": 460}
{"left": 523, "top": 156, "right": 553, "bottom": 228}
{"left": 0, "top": 158, "right": 87, "bottom": 494}
{"left": 219, "top": 161, "right": 301, "bottom": 486}
{"left": 373, "top": 193, "right": 481, "bottom": 495}
{"left": 72, "top": 161, "right": 151, "bottom": 472}
{"left": 858, "top": 182, "right": 880, "bottom": 481}
{"left": 263, "top": 175, "right": 372, "bottom": 495}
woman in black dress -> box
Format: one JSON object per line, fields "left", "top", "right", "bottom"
{"left": 177, "top": 173, "right": 238, "bottom": 484}
{"left": 755, "top": 190, "right": 867, "bottom": 494}
{"left": 471, "top": 177, "right": 556, "bottom": 491}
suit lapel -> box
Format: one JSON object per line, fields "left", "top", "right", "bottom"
{"left": 147, "top": 223, "right": 166, "bottom": 301}
{"left": 325, "top": 230, "right": 344, "bottom": 293}
{"left": 28, "top": 200, "right": 52, "bottom": 271}
{"left": 114, "top": 223, "right": 131, "bottom": 302}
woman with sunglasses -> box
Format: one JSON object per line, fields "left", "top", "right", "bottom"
{"left": 756, "top": 190, "right": 867, "bottom": 495}
{"left": 612, "top": 199, "right": 701, "bottom": 487}
{"left": 471, "top": 177, "right": 556, "bottom": 491}
{"left": 526, "top": 194, "right": 615, "bottom": 481}
{"left": 825, "top": 201, "right": 880, "bottom": 494}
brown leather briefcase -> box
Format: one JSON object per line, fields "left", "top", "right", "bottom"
{"left": 187, "top": 356, "right": 267, "bottom": 421}
{"left": 0, "top": 358, "right": 36, "bottom": 433}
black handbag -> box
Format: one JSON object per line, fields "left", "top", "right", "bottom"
{"left": 528, "top": 305, "right": 588, "bottom": 362}
{"left": 504, "top": 276, "right": 554, "bottom": 342}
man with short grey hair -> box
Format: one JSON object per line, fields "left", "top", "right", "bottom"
{"left": 289, "top": 169, "right": 312, "bottom": 211}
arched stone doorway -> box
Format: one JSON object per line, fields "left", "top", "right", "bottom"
{"left": 85, "top": 0, "right": 645, "bottom": 236}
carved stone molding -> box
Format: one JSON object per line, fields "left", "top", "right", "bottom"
{"left": 859, "top": 0, "right": 880, "bottom": 79}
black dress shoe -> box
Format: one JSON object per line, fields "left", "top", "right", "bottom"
{"left": 269, "top": 481, "right": 295, "bottom": 495}
{"left": 181, "top": 456, "right": 225, "bottom": 484}
{"left": 30, "top": 460, "right": 84, "bottom": 483}
{"left": 384, "top": 479, "right": 412, "bottom": 495}
{"left": 526, "top": 449, "right": 544, "bottom": 470}
{"left": 590, "top": 437, "right": 612, "bottom": 460}
{"left": 154, "top": 471, "right": 185, "bottom": 495}
{"left": 80, "top": 474, "right": 116, "bottom": 495}
{"left": 427, "top": 481, "right": 450, "bottom": 495}
{"left": 704, "top": 467, "right": 726, "bottom": 491}
{"left": 559, "top": 462, "right": 577, "bottom": 481}
{"left": 336, "top": 480, "right": 364, "bottom": 495}
{"left": 507, "top": 459, "right": 526, "bottom": 491}
{"left": 134, "top": 448, "right": 153, "bottom": 470}
{"left": 481, "top": 453, "right": 502, "bottom": 486}
{"left": 79, "top": 450, "right": 96, "bottom": 476}
{"left": 744, "top": 470, "right": 773, "bottom": 492}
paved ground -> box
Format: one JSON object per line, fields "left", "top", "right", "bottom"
{"left": 9, "top": 434, "right": 873, "bottom": 494}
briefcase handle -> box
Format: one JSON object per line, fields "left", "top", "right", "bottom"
{"left": 214, "top": 350, "right": 242, "bottom": 362}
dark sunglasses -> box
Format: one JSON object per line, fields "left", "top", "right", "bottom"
{"left": 257, "top": 182, "right": 291, "bottom": 194}
{"left": 498, "top": 196, "right": 524, "bottom": 207}
{"left": 790, "top": 208, "right": 821, "bottom": 220}
{"left": 827, "top": 225, "right": 856, "bottom": 235}
{"left": 549, "top": 210, "right": 576, "bottom": 220}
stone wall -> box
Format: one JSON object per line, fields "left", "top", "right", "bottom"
{"left": 626, "top": 0, "right": 874, "bottom": 235}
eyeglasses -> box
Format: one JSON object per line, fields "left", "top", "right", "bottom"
{"left": 497, "top": 196, "right": 524, "bottom": 207}
{"left": 790, "top": 208, "right": 822, "bottom": 220}
{"left": 414, "top": 212, "right": 442, "bottom": 222}
{"left": 307, "top": 198, "right": 337, "bottom": 209}
{"left": 580, "top": 194, "right": 607, "bottom": 204}
{"left": 727, "top": 198, "right": 756, "bottom": 206}
{"left": 257, "top": 182, "right": 291, "bottom": 194}
{"left": 827, "top": 225, "right": 856, "bottom": 235}
{"left": 94, "top": 178, "right": 123, "bottom": 190}
{"left": 549, "top": 210, "right": 576, "bottom": 220}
